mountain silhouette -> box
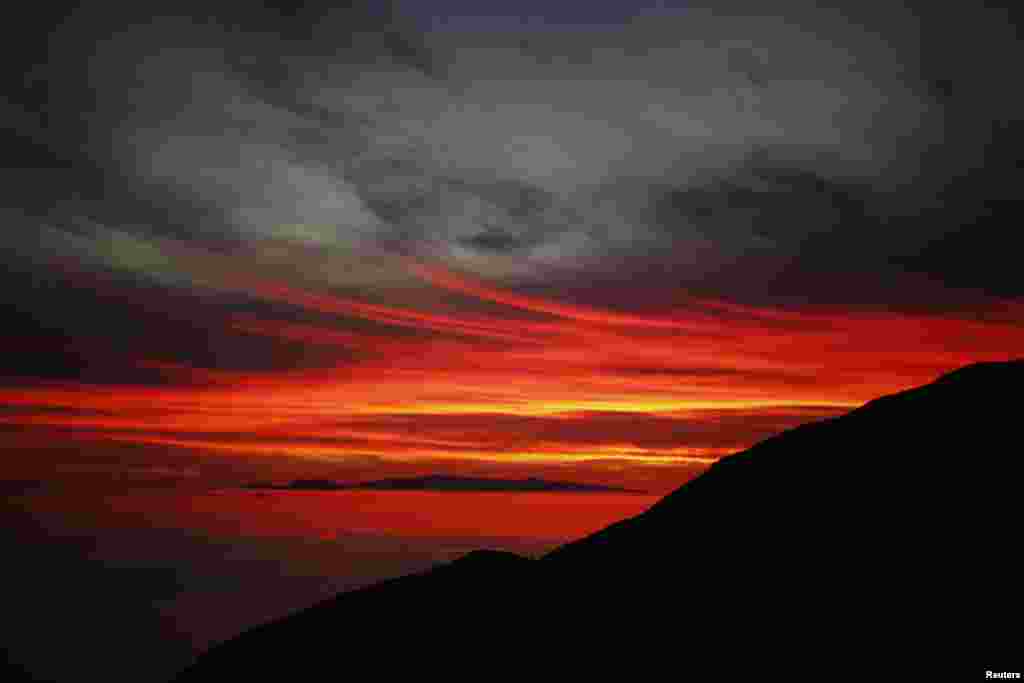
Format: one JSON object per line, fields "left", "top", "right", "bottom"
{"left": 243, "top": 475, "right": 639, "bottom": 493}
{"left": 175, "top": 360, "right": 1022, "bottom": 680}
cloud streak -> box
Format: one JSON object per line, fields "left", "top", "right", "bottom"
{"left": 1, "top": 1, "right": 1022, "bottom": 489}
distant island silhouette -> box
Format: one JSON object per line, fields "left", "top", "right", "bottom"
{"left": 177, "top": 360, "right": 1022, "bottom": 681}
{"left": 242, "top": 475, "right": 640, "bottom": 494}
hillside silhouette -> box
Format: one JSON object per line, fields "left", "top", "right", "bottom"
{"left": 175, "top": 360, "right": 1022, "bottom": 680}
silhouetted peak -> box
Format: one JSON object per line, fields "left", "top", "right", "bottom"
{"left": 175, "top": 361, "right": 1022, "bottom": 681}
{"left": 845, "top": 357, "right": 1022, "bottom": 426}
{"left": 549, "top": 358, "right": 1024, "bottom": 560}
{"left": 929, "top": 358, "right": 1024, "bottom": 388}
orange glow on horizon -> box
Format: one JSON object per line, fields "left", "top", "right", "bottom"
{"left": 3, "top": 261, "right": 1021, "bottom": 489}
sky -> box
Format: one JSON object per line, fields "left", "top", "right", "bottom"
{"left": 2, "top": 0, "right": 1023, "bottom": 496}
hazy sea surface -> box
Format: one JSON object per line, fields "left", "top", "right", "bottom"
{"left": 2, "top": 488, "right": 656, "bottom": 682}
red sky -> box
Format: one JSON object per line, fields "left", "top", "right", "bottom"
{"left": 4, "top": 0, "right": 1023, "bottom": 506}
{"left": 4, "top": 253, "right": 1021, "bottom": 495}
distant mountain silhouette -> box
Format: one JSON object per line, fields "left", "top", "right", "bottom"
{"left": 176, "top": 360, "right": 1022, "bottom": 680}
{"left": 243, "top": 475, "right": 639, "bottom": 493}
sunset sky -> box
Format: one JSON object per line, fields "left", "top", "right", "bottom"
{"left": 3, "top": 0, "right": 1023, "bottom": 496}
{"left": 3, "top": 4, "right": 1023, "bottom": 678}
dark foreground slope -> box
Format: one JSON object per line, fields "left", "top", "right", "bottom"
{"left": 176, "top": 361, "right": 1022, "bottom": 680}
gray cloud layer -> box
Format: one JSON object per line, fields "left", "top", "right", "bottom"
{"left": 6, "top": 1, "right": 1024, "bottom": 308}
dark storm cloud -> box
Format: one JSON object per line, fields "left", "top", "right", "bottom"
{"left": 3, "top": 0, "right": 1022, "bottom": 387}
{"left": 0, "top": 262, "right": 367, "bottom": 385}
